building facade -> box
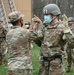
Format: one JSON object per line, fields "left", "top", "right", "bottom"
{"left": 15, "top": 0, "right": 32, "bottom": 22}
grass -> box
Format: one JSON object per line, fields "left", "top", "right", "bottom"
{"left": 0, "top": 65, "right": 7, "bottom": 75}
{"left": 0, "top": 43, "right": 74, "bottom": 75}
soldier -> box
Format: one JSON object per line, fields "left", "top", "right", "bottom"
{"left": 25, "top": 21, "right": 34, "bottom": 49}
{"left": 6, "top": 11, "right": 32, "bottom": 75}
{"left": 25, "top": 21, "right": 31, "bottom": 29}
{"left": 66, "top": 17, "right": 74, "bottom": 72}
{"left": 31, "top": 4, "right": 74, "bottom": 75}
{"left": 7, "top": 19, "right": 13, "bottom": 31}
{"left": 4, "top": 19, "right": 12, "bottom": 31}
{"left": 0, "top": 18, "right": 7, "bottom": 65}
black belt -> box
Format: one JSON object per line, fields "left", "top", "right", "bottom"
{"left": 43, "top": 53, "right": 62, "bottom": 63}
{"left": 0, "top": 37, "right": 5, "bottom": 38}
{"left": 41, "top": 53, "right": 62, "bottom": 75}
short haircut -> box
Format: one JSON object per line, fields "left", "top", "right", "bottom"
{"left": 11, "top": 19, "right": 19, "bottom": 26}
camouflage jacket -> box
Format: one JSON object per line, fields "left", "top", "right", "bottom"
{"left": 0, "top": 26, "right": 7, "bottom": 43}
{"left": 67, "top": 23, "right": 74, "bottom": 48}
{"left": 31, "top": 22, "right": 74, "bottom": 57}
{"left": 6, "top": 26, "right": 32, "bottom": 70}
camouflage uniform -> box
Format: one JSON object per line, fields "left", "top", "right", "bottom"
{"left": 32, "top": 18, "right": 74, "bottom": 75}
{"left": 34, "top": 22, "right": 66, "bottom": 75}
{"left": 66, "top": 17, "right": 74, "bottom": 72}
{"left": 6, "top": 11, "right": 32, "bottom": 75}
{"left": 0, "top": 25, "right": 7, "bottom": 65}
{"left": 31, "top": 4, "right": 74, "bottom": 75}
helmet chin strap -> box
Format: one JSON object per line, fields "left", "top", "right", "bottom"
{"left": 50, "top": 16, "right": 57, "bottom": 24}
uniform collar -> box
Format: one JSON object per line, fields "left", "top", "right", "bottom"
{"left": 11, "top": 26, "right": 21, "bottom": 29}
{"left": 47, "top": 22, "right": 59, "bottom": 29}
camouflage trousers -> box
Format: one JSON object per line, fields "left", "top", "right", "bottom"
{"left": 8, "top": 69, "right": 32, "bottom": 75}
{"left": 0, "top": 51, "right": 2, "bottom": 64}
{"left": 66, "top": 48, "right": 74, "bottom": 67}
{"left": 0, "top": 42, "right": 7, "bottom": 66}
{"left": 0, "top": 51, "right": 7, "bottom": 65}
{"left": 38, "top": 58, "right": 65, "bottom": 75}
{"left": 71, "top": 49, "right": 74, "bottom": 63}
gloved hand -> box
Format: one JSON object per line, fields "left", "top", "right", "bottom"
{"left": 61, "top": 14, "right": 71, "bottom": 33}
{"left": 31, "top": 15, "right": 43, "bottom": 30}
{"left": 32, "top": 15, "right": 42, "bottom": 23}
{"left": 61, "top": 14, "right": 74, "bottom": 44}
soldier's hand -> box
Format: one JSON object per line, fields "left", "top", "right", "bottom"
{"left": 61, "top": 14, "right": 71, "bottom": 33}
{"left": 31, "top": 15, "right": 43, "bottom": 30}
{"left": 61, "top": 14, "right": 74, "bottom": 44}
{"left": 32, "top": 15, "right": 42, "bottom": 24}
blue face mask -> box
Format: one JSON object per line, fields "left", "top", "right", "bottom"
{"left": 43, "top": 15, "right": 52, "bottom": 24}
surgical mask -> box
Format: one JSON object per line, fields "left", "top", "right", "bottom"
{"left": 25, "top": 25, "right": 30, "bottom": 29}
{"left": 26, "top": 25, "right": 29, "bottom": 28}
{"left": 43, "top": 15, "right": 52, "bottom": 24}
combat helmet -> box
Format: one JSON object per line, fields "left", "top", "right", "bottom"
{"left": 43, "top": 4, "right": 61, "bottom": 15}
{"left": 68, "top": 17, "right": 74, "bottom": 22}
{"left": 0, "top": 18, "right": 3, "bottom": 22}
